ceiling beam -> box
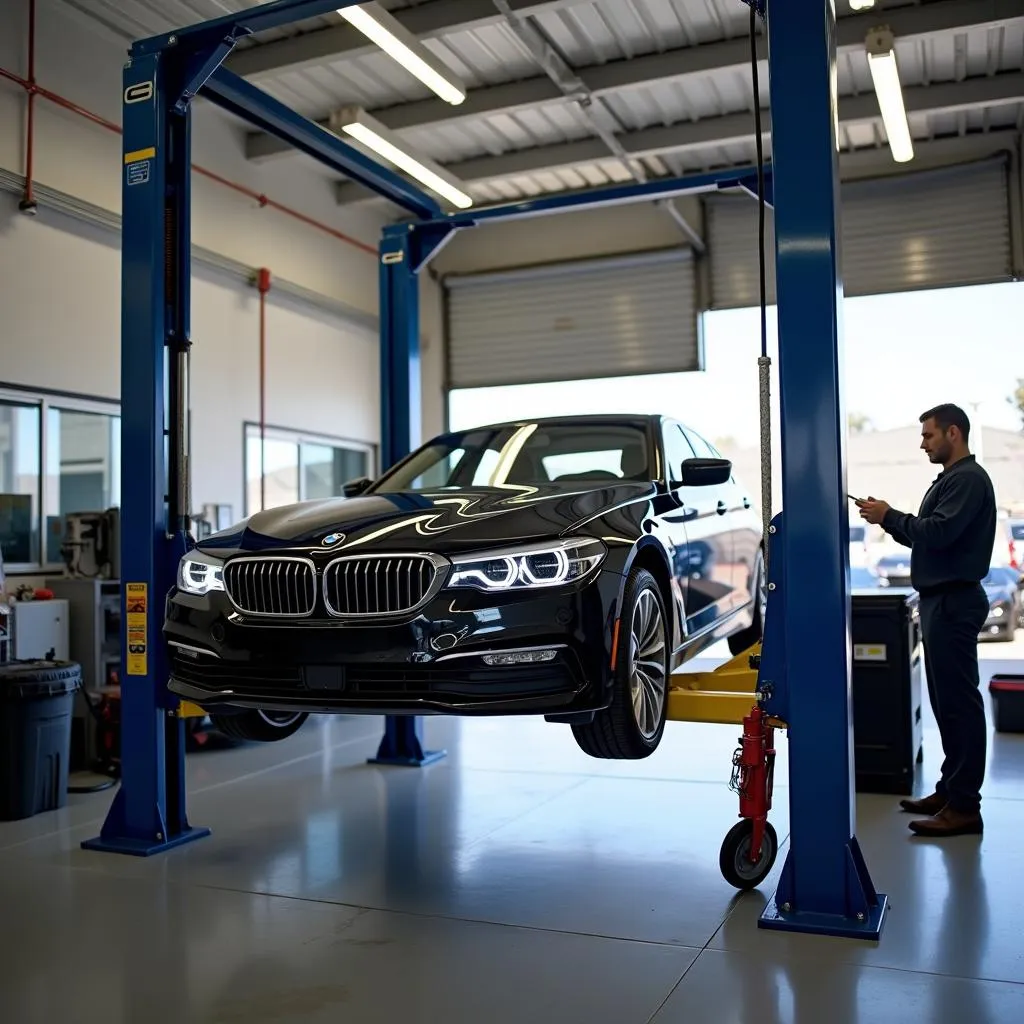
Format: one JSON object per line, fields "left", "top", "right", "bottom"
{"left": 226, "top": 0, "right": 588, "bottom": 79}
{"left": 245, "top": 0, "right": 1024, "bottom": 161}
{"left": 332, "top": 72, "right": 1024, "bottom": 203}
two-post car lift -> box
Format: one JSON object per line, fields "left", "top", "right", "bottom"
{"left": 81, "top": 0, "right": 888, "bottom": 941}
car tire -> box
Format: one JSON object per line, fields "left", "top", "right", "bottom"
{"left": 572, "top": 567, "right": 669, "bottom": 759}
{"left": 728, "top": 548, "right": 766, "bottom": 657}
{"left": 208, "top": 709, "right": 309, "bottom": 742}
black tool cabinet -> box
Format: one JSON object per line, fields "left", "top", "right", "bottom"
{"left": 850, "top": 588, "right": 924, "bottom": 795}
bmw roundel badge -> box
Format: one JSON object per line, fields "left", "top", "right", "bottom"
{"left": 322, "top": 532, "right": 345, "bottom": 547}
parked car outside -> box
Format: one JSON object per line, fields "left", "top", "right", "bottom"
{"left": 165, "top": 415, "right": 765, "bottom": 759}
{"left": 1008, "top": 517, "right": 1024, "bottom": 571}
{"left": 874, "top": 551, "right": 912, "bottom": 588}
{"left": 850, "top": 564, "right": 888, "bottom": 590}
{"left": 849, "top": 524, "right": 869, "bottom": 568}
{"left": 980, "top": 566, "right": 1022, "bottom": 641}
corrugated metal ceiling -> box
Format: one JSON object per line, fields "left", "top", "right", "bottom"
{"left": 58, "top": 0, "right": 1024, "bottom": 207}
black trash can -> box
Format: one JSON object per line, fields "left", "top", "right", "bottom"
{"left": 0, "top": 660, "right": 82, "bottom": 821}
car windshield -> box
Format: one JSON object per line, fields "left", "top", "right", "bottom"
{"left": 373, "top": 421, "right": 651, "bottom": 492}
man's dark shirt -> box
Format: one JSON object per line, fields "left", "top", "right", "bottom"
{"left": 881, "top": 455, "right": 996, "bottom": 592}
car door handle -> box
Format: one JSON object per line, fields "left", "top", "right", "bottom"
{"left": 743, "top": 497, "right": 751, "bottom": 509}
{"left": 717, "top": 501, "right": 728, "bottom": 515}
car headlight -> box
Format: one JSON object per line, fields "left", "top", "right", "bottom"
{"left": 447, "top": 538, "right": 606, "bottom": 592}
{"left": 177, "top": 551, "right": 225, "bottom": 595}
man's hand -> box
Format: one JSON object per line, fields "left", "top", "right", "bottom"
{"left": 855, "top": 496, "right": 890, "bottom": 525}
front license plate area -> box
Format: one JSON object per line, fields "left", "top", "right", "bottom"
{"left": 303, "top": 665, "right": 347, "bottom": 691}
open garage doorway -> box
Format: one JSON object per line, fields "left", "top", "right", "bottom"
{"left": 447, "top": 280, "right": 1024, "bottom": 663}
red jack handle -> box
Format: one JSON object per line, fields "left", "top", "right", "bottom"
{"left": 735, "top": 705, "right": 776, "bottom": 864}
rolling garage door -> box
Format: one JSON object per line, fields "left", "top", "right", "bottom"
{"left": 705, "top": 157, "right": 1014, "bottom": 309}
{"left": 445, "top": 248, "right": 700, "bottom": 389}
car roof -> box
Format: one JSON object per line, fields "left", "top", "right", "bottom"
{"left": 442, "top": 413, "right": 661, "bottom": 434}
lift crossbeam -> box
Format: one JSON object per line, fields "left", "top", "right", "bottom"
{"left": 411, "top": 167, "right": 774, "bottom": 232}
{"left": 201, "top": 69, "right": 442, "bottom": 219}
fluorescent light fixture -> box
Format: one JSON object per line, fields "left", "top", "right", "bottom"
{"left": 331, "top": 107, "right": 473, "bottom": 209}
{"left": 337, "top": 3, "right": 465, "bottom": 106}
{"left": 849, "top": 0, "right": 876, "bottom": 10}
{"left": 865, "top": 29, "right": 914, "bottom": 163}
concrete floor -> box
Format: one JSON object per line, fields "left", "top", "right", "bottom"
{"left": 1, "top": 648, "right": 1023, "bottom": 1023}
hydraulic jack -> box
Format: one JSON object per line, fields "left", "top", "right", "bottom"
{"left": 720, "top": 703, "right": 780, "bottom": 890}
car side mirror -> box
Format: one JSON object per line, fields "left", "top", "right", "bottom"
{"left": 679, "top": 458, "right": 732, "bottom": 487}
{"left": 342, "top": 476, "right": 372, "bottom": 498}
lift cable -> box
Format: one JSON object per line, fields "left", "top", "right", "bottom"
{"left": 749, "top": 5, "right": 772, "bottom": 570}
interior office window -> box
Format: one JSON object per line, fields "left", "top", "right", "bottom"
{"left": 0, "top": 401, "right": 42, "bottom": 565}
{"left": 245, "top": 425, "right": 373, "bottom": 514}
{"left": 246, "top": 435, "right": 300, "bottom": 513}
{"left": 300, "top": 442, "right": 368, "bottom": 500}
{"left": 44, "top": 408, "right": 121, "bottom": 564}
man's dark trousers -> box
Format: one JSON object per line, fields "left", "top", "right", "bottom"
{"left": 919, "top": 584, "right": 990, "bottom": 814}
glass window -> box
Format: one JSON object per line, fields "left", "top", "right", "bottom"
{"left": 682, "top": 427, "right": 716, "bottom": 459}
{"left": 0, "top": 402, "right": 42, "bottom": 565}
{"left": 301, "top": 442, "right": 369, "bottom": 501}
{"left": 662, "top": 422, "right": 697, "bottom": 485}
{"left": 374, "top": 420, "right": 650, "bottom": 492}
{"left": 244, "top": 425, "right": 374, "bottom": 514}
{"left": 247, "top": 435, "right": 300, "bottom": 513}
{"left": 45, "top": 408, "right": 121, "bottom": 563}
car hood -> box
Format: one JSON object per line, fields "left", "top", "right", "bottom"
{"left": 198, "top": 483, "right": 655, "bottom": 558}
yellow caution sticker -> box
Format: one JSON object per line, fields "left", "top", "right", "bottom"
{"left": 854, "top": 643, "right": 887, "bottom": 662}
{"left": 126, "top": 582, "right": 148, "bottom": 676}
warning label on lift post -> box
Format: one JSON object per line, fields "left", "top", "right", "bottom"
{"left": 126, "top": 582, "right": 148, "bottom": 675}
{"left": 124, "top": 146, "right": 155, "bottom": 187}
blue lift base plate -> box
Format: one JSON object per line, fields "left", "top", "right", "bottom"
{"left": 367, "top": 750, "right": 447, "bottom": 768}
{"left": 81, "top": 825, "right": 212, "bottom": 858}
{"left": 758, "top": 893, "right": 889, "bottom": 940}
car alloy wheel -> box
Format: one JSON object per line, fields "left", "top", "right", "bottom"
{"left": 629, "top": 588, "right": 667, "bottom": 740}
{"left": 570, "top": 567, "right": 669, "bottom": 759}
{"left": 209, "top": 709, "right": 309, "bottom": 742}
{"left": 257, "top": 709, "right": 305, "bottom": 729}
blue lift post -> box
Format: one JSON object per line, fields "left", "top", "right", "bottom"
{"left": 85, "top": 0, "right": 885, "bottom": 944}
{"left": 754, "top": 0, "right": 887, "bottom": 939}
{"left": 82, "top": 0, "right": 444, "bottom": 853}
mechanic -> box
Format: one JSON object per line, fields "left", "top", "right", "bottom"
{"left": 856, "top": 403, "right": 996, "bottom": 838}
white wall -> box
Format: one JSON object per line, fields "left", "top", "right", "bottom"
{"left": 0, "top": 0, "right": 447, "bottom": 536}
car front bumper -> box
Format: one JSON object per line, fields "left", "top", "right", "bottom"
{"left": 163, "top": 568, "right": 624, "bottom": 717}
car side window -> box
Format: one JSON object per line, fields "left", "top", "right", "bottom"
{"left": 664, "top": 423, "right": 696, "bottom": 486}
{"left": 682, "top": 428, "right": 715, "bottom": 459}
{"left": 685, "top": 428, "right": 735, "bottom": 484}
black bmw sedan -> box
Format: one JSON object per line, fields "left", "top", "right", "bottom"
{"left": 165, "top": 415, "right": 765, "bottom": 759}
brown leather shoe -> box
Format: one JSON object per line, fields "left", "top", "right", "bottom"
{"left": 908, "top": 805, "right": 983, "bottom": 837}
{"left": 899, "top": 792, "right": 945, "bottom": 815}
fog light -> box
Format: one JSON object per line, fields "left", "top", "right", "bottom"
{"left": 483, "top": 650, "right": 558, "bottom": 666}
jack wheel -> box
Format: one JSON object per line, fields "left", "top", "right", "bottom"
{"left": 720, "top": 819, "right": 778, "bottom": 891}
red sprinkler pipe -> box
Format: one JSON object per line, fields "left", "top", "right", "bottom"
{"left": 256, "top": 267, "right": 272, "bottom": 511}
